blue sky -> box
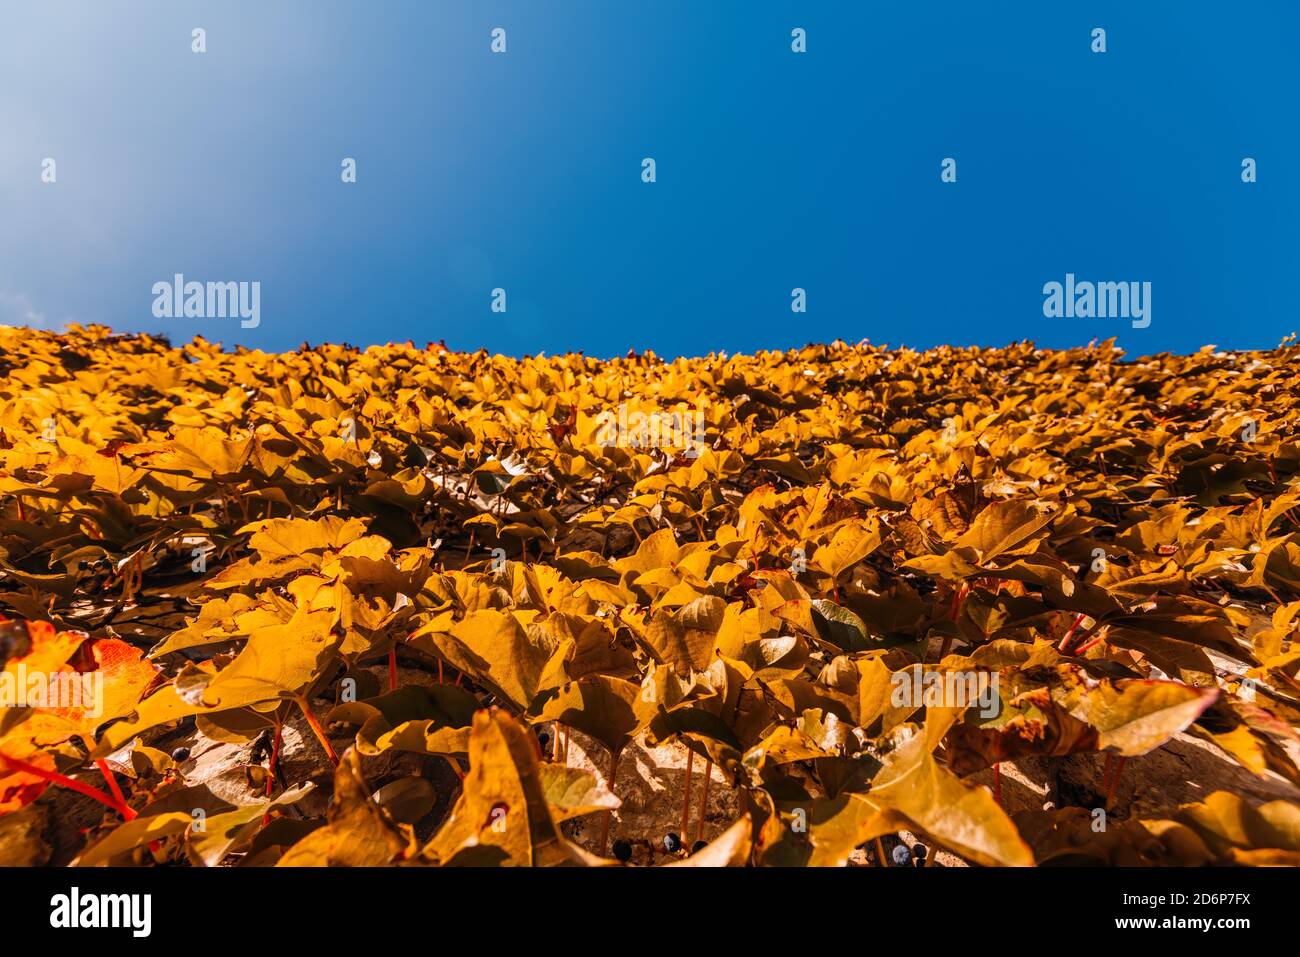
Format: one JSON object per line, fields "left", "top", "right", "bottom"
{"left": 1, "top": 2, "right": 1296, "bottom": 358}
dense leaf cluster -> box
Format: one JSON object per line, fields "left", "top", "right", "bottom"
{"left": 1, "top": 325, "right": 1298, "bottom": 866}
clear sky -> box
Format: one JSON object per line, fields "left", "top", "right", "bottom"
{"left": 2, "top": 2, "right": 1296, "bottom": 358}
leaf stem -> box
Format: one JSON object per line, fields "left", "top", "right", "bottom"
{"left": 262, "top": 722, "right": 284, "bottom": 827}
{"left": 95, "top": 759, "right": 132, "bottom": 815}
{"left": 1056, "top": 613, "right": 1089, "bottom": 653}
{"left": 1104, "top": 755, "right": 1127, "bottom": 811}
{"left": 1073, "top": 630, "right": 1107, "bottom": 655}
{"left": 293, "top": 695, "right": 339, "bottom": 766}
{"left": 1, "top": 751, "right": 135, "bottom": 820}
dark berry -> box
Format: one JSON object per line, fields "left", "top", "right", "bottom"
{"left": 612, "top": 839, "right": 633, "bottom": 863}
{"left": 537, "top": 731, "right": 551, "bottom": 750}
{"left": 663, "top": 832, "right": 682, "bottom": 853}
{"left": 170, "top": 746, "right": 190, "bottom": 762}
{"left": 692, "top": 840, "right": 707, "bottom": 854}
{"left": 912, "top": 843, "right": 928, "bottom": 860}
{"left": 891, "top": 844, "right": 911, "bottom": 866}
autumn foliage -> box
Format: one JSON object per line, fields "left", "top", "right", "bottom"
{"left": 1, "top": 324, "right": 1299, "bottom": 866}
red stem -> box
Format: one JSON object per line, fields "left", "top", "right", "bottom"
{"left": 261, "top": 723, "right": 284, "bottom": 827}
{"left": 1, "top": 751, "right": 135, "bottom": 820}
{"left": 1104, "top": 756, "right": 1128, "bottom": 810}
{"left": 993, "top": 761, "right": 1002, "bottom": 806}
{"left": 1056, "top": 613, "right": 1088, "bottom": 652}
{"left": 95, "top": 759, "right": 132, "bottom": 813}
{"left": 294, "top": 695, "right": 339, "bottom": 766}
{"left": 1074, "top": 632, "right": 1106, "bottom": 655}
{"left": 388, "top": 647, "right": 398, "bottom": 691}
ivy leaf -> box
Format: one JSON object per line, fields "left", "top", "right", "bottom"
{"left": 444, "top": 609, "right": 558, "bottom": 711}
{"left": 327, "top": 685, "right": 479, "bottom": 756}
{"left": 535, "top": 676, "right": 654, "bottom": 759}
{"left": 423, "top": 709, "right": 608, "bottom": 866}
{"left": 201, "top": 612, "right": 341, "bottom": 710}
{"left": 811, "top": 518, "right": 883, "bottom": 580}
{"left": 537, "top": 764, "right": 621, "bottom": 822}
{"left": 866, "top": 729, "right": 1033, "bottom": 867}
{"left": 277, "top": 750, "right": 411, "bottom": 866}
